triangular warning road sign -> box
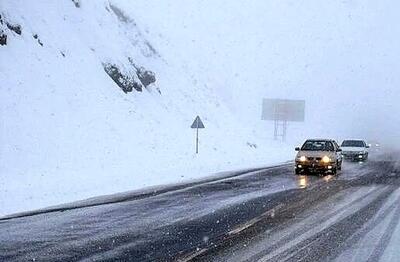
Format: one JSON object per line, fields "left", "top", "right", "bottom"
{"left": 191, "top": 116, "right": 205, "bottom": 129}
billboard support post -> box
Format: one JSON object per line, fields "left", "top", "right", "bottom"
{"left": 273, "top": 119, "right": 287, "bottom": 141}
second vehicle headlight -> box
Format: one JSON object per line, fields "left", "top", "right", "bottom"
{"left": 322, "top": 156, "right": 331, "bottom": 163}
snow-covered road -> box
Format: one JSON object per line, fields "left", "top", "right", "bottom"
{"left": 1, "top": 155, "right": 399, "bottom": 261}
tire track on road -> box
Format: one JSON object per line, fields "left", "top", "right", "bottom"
{"left": 366, "top": 202, "right": 400, "bottom": 262}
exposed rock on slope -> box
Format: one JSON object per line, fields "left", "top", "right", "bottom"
{"left": 71, "top": 0, "right": 80, "bottom": 8}
{"left": 103, "top": 63, "right": 143, "bottom": 93}
{"left": 136, "top": 67, "right": 156, "bottom": 87}
{"left": 0, "top": 32, "right": 6, "bottom": 46}
{"left": 6, "top": 22, "right": 21, "bottom": 35}
{"left": 33, "top": 34, "right": 43, "bottom": 46}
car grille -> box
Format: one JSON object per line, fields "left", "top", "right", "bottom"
{"left": 307, "top": 157, "right": 322, "bottom": 161}
{"left": 342, "top": 152, "right": 359, "bottom": 156}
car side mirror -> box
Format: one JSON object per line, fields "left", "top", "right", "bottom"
{"left": 295, "top": 147, "right": 300, "bottom": 151}
{"left": 337, "top": 148, "right": 342, "bottom": 152}
{"left": 366, "top": 145, "right": 370, "bottom": 148}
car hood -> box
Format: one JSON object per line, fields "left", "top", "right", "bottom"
{"left": 297, "top": 151, "right": 336, "bottom": 158}
{"left": 341, "top": 147, "right": 366, "bottom": 152}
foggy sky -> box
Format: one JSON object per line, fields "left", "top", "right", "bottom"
{"left": 121, "top": 0, "right": 400, "bottom": 145}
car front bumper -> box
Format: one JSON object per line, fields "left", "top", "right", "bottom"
{"left": 295, "top": 162, "right": 336, "bottom": 174}
{"left": 342, "top": 152, "right": 368, "bottom": 161}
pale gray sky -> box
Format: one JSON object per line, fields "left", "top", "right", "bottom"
{"left": 121, "top": 0, "right": 400, "bottom": 144}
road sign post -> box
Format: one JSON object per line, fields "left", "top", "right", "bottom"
{"left": 191, "top": 116, "right": 205, "bottom": 154}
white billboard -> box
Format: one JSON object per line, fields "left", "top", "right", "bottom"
{"left": 262, "top": 99, "right": 305, "bottom": 122}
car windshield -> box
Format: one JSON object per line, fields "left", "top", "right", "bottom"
{"left": 341, "top": 140, "right": 365, "bottom": 147}
{"left": 301, "top": 141, "right": 334, "bottom": 151}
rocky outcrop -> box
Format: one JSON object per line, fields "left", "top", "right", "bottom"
{"left": 71, "top": 0, "right": 80, "bottom": 8}
{"left": 6, "top": 22, "right": 21, "bottom": 35}
{"left": 128, "top": 58, "right": 157, "bottom": 88}
{"left": 103, "top": 63, "right": 143, "bottom": 93}
{"left": 109, "top": 4, "right": 132, "bottom": 23}
{"left": 136, "top": 67, "right": 156, "bottom": 87}
{"left": 247, "top": 142, "right": 258, "bottom": 149}
{"left": 33, "top": 34, "right": 43, "bottom": 46}
{"left": 0, "top": 31, "right": 6, "bottom": 46}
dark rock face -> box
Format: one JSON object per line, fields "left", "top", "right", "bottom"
{"left": 6, "top": 23, "right": 21, "bottom": 35}
{"left": 247, "top": 142, "right": 258, "bottom": 149}
{"left": 143, "top": 41, "right": 159, "bottom": 57}
{"left": 104, "top": 63, "right": 143, "bottom": 93}
{"left": 136, "top": 67, "right": 156, "bottom": 87}
{"left": 109, "top": 4, "right": 132, "bottom": 23}
{"left": 0, "top": 32, "right": 6, "bottom": 46}
{"left": 72, "top": 0, "right": 80, "bottom": 8}
{"left": 33, "top": 34, "right": 43, "bottom": 46}
{"left": 128, "top": 58, "right": 157, "bottom": 88}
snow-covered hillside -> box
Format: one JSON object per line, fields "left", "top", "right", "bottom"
{"left": 0, "top": 1, "right": 292, "bottom": 215}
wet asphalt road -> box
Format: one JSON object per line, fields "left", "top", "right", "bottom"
{"left": 1, "top": 154, "right": 400, "bottom": 261}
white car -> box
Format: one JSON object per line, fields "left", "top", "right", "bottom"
{"left": 341, "top": 140, "right": 369, "bottom": 161}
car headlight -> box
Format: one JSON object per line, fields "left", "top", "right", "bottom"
{"left": 299, "top": 156, "right": 307, "bottom": 162}
{"left": 322, "top": 156, "right": 331, "bottom": 163}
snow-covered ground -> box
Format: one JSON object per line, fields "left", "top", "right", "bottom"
{"left": 0, "top": 1, "right": 294, "bottom": 216}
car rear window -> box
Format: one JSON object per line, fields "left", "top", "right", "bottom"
{"left": 301, "top": 140, "right": 334, "bottom": 151}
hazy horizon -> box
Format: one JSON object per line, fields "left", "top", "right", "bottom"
{"left": 123, "top": 0, "right": 400, "bottom": 145}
